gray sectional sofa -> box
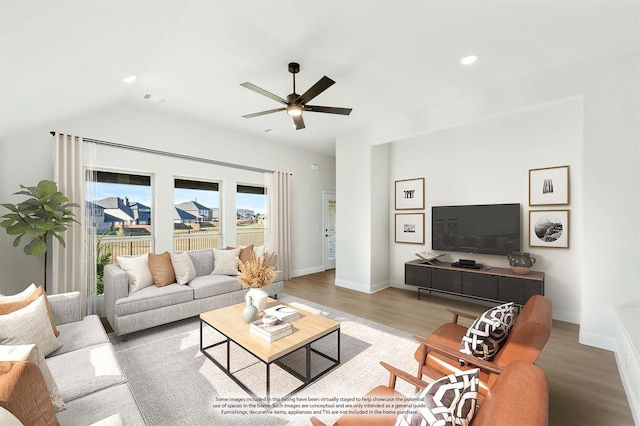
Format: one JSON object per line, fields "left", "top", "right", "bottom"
{"left": 104, "top": 248, "right": 284, "bottom": 340}
{"left": 46, "top": 291, "right": 144, "bottom": 425}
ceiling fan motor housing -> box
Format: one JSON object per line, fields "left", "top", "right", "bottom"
{"left": 288, "top": 62, "right": 300, "bottom": 74}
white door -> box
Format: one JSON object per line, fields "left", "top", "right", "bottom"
{"left": 323, "top": 191, "right": 336, "bottom": 270}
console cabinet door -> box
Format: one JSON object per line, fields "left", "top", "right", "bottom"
{"left": 462, "top": 272, "right": 498, "bottom": 300}
{"left": 432, "top": 269, "right": 462, "bottom": 293}
{"left": 405, "top": 264, "right": 431, "bottom": 288}
{"left": 498, "top": 277, "right": 541, "bottom": 305}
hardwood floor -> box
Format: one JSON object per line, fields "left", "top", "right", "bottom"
{"left": 284, "top": 270, "right": 635, "bottom": 426}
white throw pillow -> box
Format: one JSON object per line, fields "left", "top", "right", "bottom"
{"left": 0, "top": 407, "right": 23, "bottom": 426}
{"left": 0, "top": 294, "right": 62, "bottom": 356}
{"left": 0, "top": 283, "right": 37, "bottom": 304}
{"left": 253, "top": 245, "right": 266, "bottom": 260}
{"left": 117, "top": 254, "right": 154, "bottom": 293}
{"left": 0, "top": 344, "right": 66, "bottom": 412}
{"left": 170, "top": 252, "right": 197, "bottom": 285}
{"left": 212, "top": 248, "right": 241, "bottom": 276}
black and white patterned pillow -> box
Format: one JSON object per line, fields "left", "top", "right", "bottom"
{"left": 395, "top": 368, "right": 480, "bottom": 426}
{"left": 459, "top": 302, "right": 515, "bottom": 361}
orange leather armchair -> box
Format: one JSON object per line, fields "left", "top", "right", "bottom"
{"left": 310, "top": 360, "right": 548, "bottom": 426}
{"left": 413, "top": 295, "right": 552, "bottom": 395}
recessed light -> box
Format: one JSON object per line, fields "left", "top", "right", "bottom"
{"left": 460, "top": 55, "right": 477, "bottom": 66}
{"left": 123, "top": 75, "right": 137, "bottom": 83}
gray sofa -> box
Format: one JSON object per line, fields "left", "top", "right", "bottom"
{"left": 46, "top": 291, "right": 144, "bottom": 425}
{"left": 104, "top": 249, "right": 284, "bottom": 340}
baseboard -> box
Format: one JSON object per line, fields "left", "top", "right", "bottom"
{"left": 614, "top": 307, "right": 640, "bottom": 425}
{"left": 579, "top": 329, "right": 616, "bottom": 351}
{"left": 335, "top": 278, "right": 375, "bottom": 294}
{"left": 290, "top": 266, "right": 325, "bottom": 278}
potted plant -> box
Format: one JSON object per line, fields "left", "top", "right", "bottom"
{"left": 0, "top": 180, "right": 79, "bottom": 290}
{"left": 238, "top": 251, "right": 276, "bottom": 312}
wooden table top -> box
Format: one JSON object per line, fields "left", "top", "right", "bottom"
{"left": 200, "top": 299, "right": 340, "bottom": 363}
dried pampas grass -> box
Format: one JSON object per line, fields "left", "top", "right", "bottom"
{"left": 238, "top": 251, "right": 276, "bottom": 288}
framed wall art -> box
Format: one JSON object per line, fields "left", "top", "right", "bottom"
{"left": 395, "top": 177, "right": 425, "bottom": 210}
{"left": 529, "top": 210, "right": 569, "bottom": 248}
{"left": 529, "top": 165, "right": 569, "bottom": 206}
{"left": 395, "top": 213, "right": 425, "bottom": 244}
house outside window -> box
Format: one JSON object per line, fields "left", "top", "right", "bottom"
{"left": 174, "top": 178, "right": 221, "bottom": 251}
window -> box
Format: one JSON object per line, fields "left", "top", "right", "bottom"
{"left": 173, "top": 178, "right": 221, "bottom": 251}
{"left": 86, "top": 170, "right": 154, "bottom": 294}
{"left": 236, "top": 184, "right": 267, "bottom": 247}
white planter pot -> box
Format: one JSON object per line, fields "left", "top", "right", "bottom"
{"left": 245, "top": 288, "right": 268, "bottom": 312}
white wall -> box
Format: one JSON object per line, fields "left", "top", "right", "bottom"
{"left": 388, "top": 98, "right": 583, "bottom": 322}
{"left": 336, "top": 50, "right": 639, "bottom": 349}
{"left": 0, "top": 104, "right": 336, "bottom": 295}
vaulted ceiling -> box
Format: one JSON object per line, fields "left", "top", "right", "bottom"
{"left": 1, "top": 1, "right": 638, "bottom": 156}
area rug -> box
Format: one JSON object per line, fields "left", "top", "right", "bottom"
{"left": 109, "top": 294, "right": 422, "bottom": 425}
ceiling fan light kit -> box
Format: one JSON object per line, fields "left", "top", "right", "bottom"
{"left": 241, "top": 62, "right": 352, "bottom": 130}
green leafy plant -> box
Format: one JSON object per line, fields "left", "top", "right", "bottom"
{"left": 95, "top": 231, "right": 114, "bottom": 295}
{"left": 0, "top": 180, "right": 79, "bottom": 288}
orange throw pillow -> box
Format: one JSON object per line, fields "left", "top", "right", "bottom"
{"left": 0, "top": 287, "right": 59, "bottom": 337}
{"left": 148, "top": 252, "right": 176, "bottom": 287}
{"left": 0, "top": 361, "right": 60, "bottom": 426}
{"left": 227, "top": 245, "right": 254, "bottom": 265}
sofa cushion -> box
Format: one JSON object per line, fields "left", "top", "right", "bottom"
{"left": 0, "top": 294, "right": 62, "bottom": 356}
{"left": 397, "top": 368, "right": 479, "bottom": 426}
{"left": 0, "top": 285, "right": 59, "bottom": 337}
{"left": 188, "top": 275, "right": 243, "bottom": 299}
{"left": 212, "top": 247, "right": 240, "bottom": 275}
{"left": 460, "top": 302, "right": 515, "bottom": 361}
{"left": 46, "top": 343, "right": 126, "bottom": 402}
{"left": 48, "top": 315, "right": 110, "bottom": 356}
{"left": 0, "top": 344, "right": 65, "bottom": 412}
{"left": 187, "top": 249, "right": 214, "bottom": 276}
{"left": 114, "top": 283, "right": 193, "bottom": 317}
{"left": 148, "top": 252, "right": 176, "bottom": 287}
{"left": 117, "top": 254, "right": 154, "bottom": 293}
{"left": 55, "top": 383, "right": 146, "bottom": 426}
{"left": 0, "top": 283, "right": 36, "bottom": 303}
{"left": 0, "top": 361, "right": 59, "bottom": 426}
{"left": 171, "top": 251, "right": 197, "bottom": 284}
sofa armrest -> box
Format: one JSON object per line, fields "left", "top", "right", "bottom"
{"left": 47, "top": 292, "right": 82, "bottom": 325}
{"left": 104, "top": 264, "right": 129, "bottom": 327}
{"left": 413, "top": 334, "right": 505, "bottom": 375}
{"left": 446, "top": 307, "right": 478, "bottom": 324}
{"left": 380, "top": 361, "right": 430, "bottom": 390}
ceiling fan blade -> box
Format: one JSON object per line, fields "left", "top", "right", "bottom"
{"left": 293, "top": 114, "right": 305, "bottom": 130}
{"left": 305, "top": 105, "right": 352, "bottom": 115}
{"left": 240, "top": 82, "right": 287, "bottom": 105}
{"left": 296, "top": 76, "right": 335, "bottom": 104}
{"left": 242, "top": 107, "right": 286, "bottom": 119}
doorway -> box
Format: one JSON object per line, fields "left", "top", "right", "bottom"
{"left": 322, "top": 191, "right": 336, "bottom": 270}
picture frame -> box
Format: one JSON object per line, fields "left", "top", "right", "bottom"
{"left": 529, "top": 165, "right": 569, "bottom": 206}
{"left": 395, "top": 213, "right": 425, "bottom": 244}
{"left": 395, "top": 177, "right": 425, "bottom": 210}
{"left": 529, "top": 210, "right": 569, "bottom": 248}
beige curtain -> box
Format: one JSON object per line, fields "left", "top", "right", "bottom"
{"left": 270, "top": 171, "right": 291, "bottom": 280}
{"left": 52, "top": 133, "right": 87, "bottom": 312}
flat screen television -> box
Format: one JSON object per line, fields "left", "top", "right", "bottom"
{"left": 432, "top": 203, "right": 520, "bottom": 255}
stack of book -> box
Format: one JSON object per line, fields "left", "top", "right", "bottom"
{"left": 249, "top": 319, "right": 292, "bottom": 342}
{"left": 263, "top": 305, "right": 301, "bottom": 323}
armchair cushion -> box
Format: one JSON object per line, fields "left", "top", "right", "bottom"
{"left": 459, "top": 302, "right": 515, "bottom": 361}
{"left": 396, "top": 368, "right": 479, "bottom": 426}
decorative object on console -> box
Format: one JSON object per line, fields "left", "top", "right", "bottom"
{"left": 529, "top": 165, "right": 570, "bottom": 206}
{"left": 395, "top": 213, "right": 425, "bottom": 244}
{"left": 239, "top": 251, "right": 277, "bottom": 312}
{"left": 394, "top": 177, "right": 425, "bottom": 210}
{"left": 507, "top": 251, "right": 537, "bottom": 275}
{"left": 529, "top": 210, "right": 570, "bottom": 248}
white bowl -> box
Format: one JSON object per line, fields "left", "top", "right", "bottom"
{"left": 262, "top": 315, "right": 278, "bottom": 325}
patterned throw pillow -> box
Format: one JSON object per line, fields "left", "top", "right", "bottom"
{"left": 395, "top": 368, "right": 480, "bottom": 426}
{"left": 459, "top": 302, "right": 515, "bottom": 361}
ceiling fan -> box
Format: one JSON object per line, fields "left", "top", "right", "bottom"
{"left": 241, "top": 62, "right": 352, "bottom": 130}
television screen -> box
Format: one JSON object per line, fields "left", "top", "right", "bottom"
{"left": 432, "top": 203, "right": 520, "bottom": 255}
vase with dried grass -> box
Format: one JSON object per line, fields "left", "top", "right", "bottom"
{"left": 238, "top": 251, "right": 276, "bottom": 312}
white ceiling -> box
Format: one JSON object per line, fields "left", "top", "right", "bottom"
{"left": 1, "top": 0, "right": 638, "bottom": 157}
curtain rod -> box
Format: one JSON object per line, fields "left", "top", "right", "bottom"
{"left": 50, "top": 131, "right": 275, "bottom": 174}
